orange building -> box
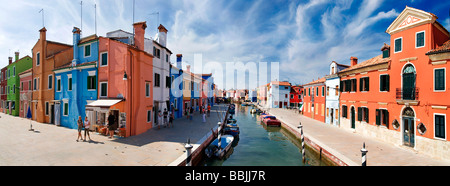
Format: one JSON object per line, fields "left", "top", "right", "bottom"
{"left": 302, "top": 77, "right": 326, "bottom": 123}
{"left": 385, "top": 6, "right": 449, "bottom": 159}
{"left": 87, "top": 22, "right": 154, "bottom": 137}
{"left": 338, "top": 6, "right": 450, "bottom": 160}
{"left": 31, "top": 27, "right": 73, "bottom": 123}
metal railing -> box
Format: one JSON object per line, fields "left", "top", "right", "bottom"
{"left": 396, "top": 88, "right": 419, "bottom": 100}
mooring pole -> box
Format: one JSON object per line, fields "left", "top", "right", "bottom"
{"left": 361, "top": 142, "right": 368, "bottom": 166}
{"left": 298, "top": 122, "right": 306, "bottom": 164}
{"left": 185, "top": 138, "right": 193, "bottom": 166}
{"left": 217, "top": 122, "right": 222, "bottom": 150}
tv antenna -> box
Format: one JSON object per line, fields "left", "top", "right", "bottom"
{"left": 38, "top": 9, "right": 44, "bottom": 28}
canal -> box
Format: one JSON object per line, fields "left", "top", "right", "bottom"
{"left": 202, "top": 104, "right": 332, "bottom": 166}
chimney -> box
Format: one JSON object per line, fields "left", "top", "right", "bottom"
{"left": 8, "top": 57, "right": 12, "bottom": 65}
{"left": 186, "top": 65, "right": 191, "bottom": 73}
{"left": 72, "top": 27, "right": 81, "bottom": 65}
{"left": 176, "top": 54, "right": 183, "bottom": 69}
{"left": 14, "top": 52, "right": 19, "bottom": 62}
{"left": 39, "top": 27, "right": 47, "bottom": 43}
{"left": 350, "top": 57, "right": 358, "bottom": 67}
{"left": 133, "top": 21, "right": 147, "bottom": 50}
{"left": 157, "top": 24, "right": 168, "bottom": 47}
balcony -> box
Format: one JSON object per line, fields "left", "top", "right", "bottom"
{"left": 396, "top": 88, "right": 419, "bottom": 105}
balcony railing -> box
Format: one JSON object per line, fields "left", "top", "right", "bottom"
{"left": 396, "top": 88, "right": 419, "bottom": 100}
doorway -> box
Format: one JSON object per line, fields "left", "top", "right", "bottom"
{"left": 350, "top": 107, "right": 355, "bottom": 129}
{"left": 402, "top": 64, "right": 416, "bottom": 100}
{"left": 402, "top": 107, "right": 415, "bottom": 147}
{"left": 50, "top": 104, "right": 55, "bottom": 124}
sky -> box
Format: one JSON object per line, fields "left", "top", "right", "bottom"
{"left": 0, "top": 0, "right": 449, "bottom": 90}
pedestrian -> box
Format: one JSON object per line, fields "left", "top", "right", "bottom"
{"left": 202, "top": 111, "right": 206, "bottom": 123}
{"left": 168, "top": 110, "right": 174, "bottom": 128}
{"left": 84, "top": 116, "right": 91, "bottom": 141}
{"left": 190, "top": 106, "right": 194, "bottom": 120}
{"left": 163, "top": 108, "right": 168, "bottom": 127}
{"left": 207, "top": 104, "right": 211, "bottom": 117}
{"left": 107, "top": 112, "right": 116, "bottom": 139}
{"left": 158, "top": 110, "right": 163, "bottom": 129}
{"left": 76, "top": 116, "right": 84, "bottom": 142}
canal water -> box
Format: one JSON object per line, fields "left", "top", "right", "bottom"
{"left": 202, "top": 104, "right": 331, "bottom": 166}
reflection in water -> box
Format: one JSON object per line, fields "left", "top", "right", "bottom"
{"left": 203, "top": 104, "right": 329, "bottom": 166}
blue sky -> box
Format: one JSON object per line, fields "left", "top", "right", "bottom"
{"left": 0, "top": 0, "right": 449, "bottom": 89}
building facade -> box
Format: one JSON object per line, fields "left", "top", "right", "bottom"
{"left": 170, "top": 54, "right": 184, "bottom": 119}
{"left": 325, "top": 61, "right": 349, "bottom": 126}
{"left": 31, "top": 27, "right": 73, "bottom": 123}
{"left": 6, "top": 52, "right": 32, "bottom": 116}
{"left": 267, "top": 81, "right": 291, "bottom": 109}
{"left": 302, "top": 78, "right": 326, "bottom": 123}
{"left": 19, "top": 69, "right": 32, "bottom": 118}
{"left": 53, "top": 27, "right": 98, "bottom": 129}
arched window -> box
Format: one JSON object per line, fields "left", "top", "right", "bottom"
{"left": 402, "top": 64, "right": 416, "bottom": 100}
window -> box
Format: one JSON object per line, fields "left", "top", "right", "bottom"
{"left": 290, "top": 94, "right": 294, "bottom": 99}
{"left": 147, "top": 110, "right": 152, "bottom": 123}
{"left": 434, "top": 114, "right": 446, "bottom": 139}
{"left": 146, "top": 82, "right": 150, "bottom": 97}
{"left": 28, "top": 80, "right": 31, "bottom": 90}
{"left": 153, "top": 47, "right": 160, "bottom": 58}
{"left": 335, "top": 85, "right": 339, "bottom": 96}
{"left": 359, "top": 77, "right": 369, "bottom": 92}
{"left": 48, "top": 75, "right": 53, "bottom": 89}
{"left": 100, "top": 82, "right": 108, "bottom": 98}
{"left": 13, "top": 85, "right": 15, "bottom": 94}
{"left": 100, "top": 52, "right": 108, "bottom": 66}
{"left": 154, "top": 73, "right": 160, "bottom": 87}
{"left": 434, "top": 68, "right": 445, "bottom": 91}
{"left": 56, "top": 77, "right": 61, "bottom": 92}
{"left": 342, "top": 105, "right": 348, "bottom": 118}
{"left": 36, "top": 52, "right": 40, "bottom": 66}
{"left": 380, "top": 74, "right": 390, "bottom": 92}
{"left": 21, "top": 82, "right": 23, "bottom": 91}
{"left": 13, "top": 66, "right": 15, "bottom": 77}
{"left": 394, "top": 37, "right": 402, "bottom": 53}
{"left": 376, "top": 109, "right": 389, "bottom": 127}
{"left": 382, "top": 49, "right": 390, "bottom": 58}
{"left": 87, "top": 75, "right": 97, "bottom": 90}
{"left": 166, "top": 76, "right": 171, "bottom": 88}
{"left": 357, "top": 107, "right": 369, "bottom": 123}
{"left": 33, "top": 78, "right": 37, "bottom": 90}
{"left": 68, "top": 77, "right": 72, "bottom": 91}
{"left": 84, "top": 44, "right": 91, "bottom": 57}
{"left": 327, "top": 86, "right": 330, "bottom": 96}
{"left": 63, "top": 102, "right": 69, "bottom": 116}
{"left": 322, "top": 86, "right": 324, "bottom": 96}
{"left": 416, "top": 31, "right": 425, "bottom": 48}
{"left": 166, "top": 54, "right": 169, "bottom": 62}
{"left": 316, "top": 87, "right": 319, "bottom": 97}
{"left": 308, "top": 88, "right": 310, "bottom": 96}
{"left": 45, "top": 102, "right": 49, "bottom": 116}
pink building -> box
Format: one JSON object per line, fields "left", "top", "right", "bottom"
{"left": 19, "top": 69, "right": 32, "bottom": 118}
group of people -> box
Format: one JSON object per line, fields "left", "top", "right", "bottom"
{"left": 76, "top": 111, "right": 117, "bottom": 142}
{"left": 184, "top": 105, "right": 211, "bottom": 123}
{"left": 156, "top": 108, "right": 174, "bottom": 129}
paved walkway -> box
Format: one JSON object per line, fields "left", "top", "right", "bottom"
{"left": 0, "top": 105, "right": 227, "bottom": 166}
{"left": 265, "top": 108, "right": 450, "bottom": 166}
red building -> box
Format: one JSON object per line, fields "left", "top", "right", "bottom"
{"left": 302, "top": 77, "right": 326, "bottom": 122}
{"left": 1, "top": 59, "right": 11, "bottom": 113}
{"left": 290, "top": 85, "right": 303, "bottom": 109}
{"left": 18, "top": 69, "right": 32, "bottom": 118}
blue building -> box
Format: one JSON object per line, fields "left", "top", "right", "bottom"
{"left": 53, "top": 27, "right": 98, "bottom": 129}
{"left": 169, "top": 54, "right": 184, "bottom": 119}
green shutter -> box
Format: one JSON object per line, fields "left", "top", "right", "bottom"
{"left": 357, "top": 107, "right": 362, "bottom": 121}
{"left": 101, "top": 53, "right": 108, "bottom": 66}
{"left": 360, "top": 78, "right": 363, "bottom": 91}
{"left": 416, "top": 32, "right": 424, "bottom": 47}
{"left": 384, "top": 110, "right": 389, "bottom": 128}
{"left": 395, "top": 38, "right": 402, "bottom": 52}
{"left": 340, "top": 81, "right": 343, "bottom": 92}
{"left": 435, "top": 69, "right": 445, "bottom": 91}
{"left": 365, "top": 108, "right": 369, "bottom": 123}
{"left": 376, "top": 109, "right": 380, "bottom": 125}
{"left": 68, "top": 78, "right": 72, "bottom": 91}
{"left": 386, "top": 75, "right": 390, "bottom": 91}
{"left": 87, "top": 76, "right": 91, "bottom": 90}
{"left": 365, "top": 77, "right": 369, "bottom": 91}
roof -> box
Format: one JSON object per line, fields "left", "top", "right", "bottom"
{"left": 338, "top": 55, "right": 390, "bottom": 74}
{"left": 426, "top": 40, "right": 450, "bottom": 55}
{"left": 303, "top": 77, "right": 326, "bottom": 87}
{"left": 54, "top": 61, "right": 97, "bottom": 71}
{"left": 270, "top": 81, "right": 291, "bottom": 86}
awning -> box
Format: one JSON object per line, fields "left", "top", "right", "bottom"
{"left": 86, "top": 99, "right": 123, "bottom": 108}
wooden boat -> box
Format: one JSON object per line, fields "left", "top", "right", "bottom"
{"left": 205, "top": 135, "right": 234, "bottom": 159}
{"left": 263, "top": 116, "right": 281, "bottom": 127}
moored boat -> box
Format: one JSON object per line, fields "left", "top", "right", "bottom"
{"left": 263, "top": 115, "right": 281, "bottom": 127}
{"left": 205, "top": 135, "right": 234, "bottom": 159}
{"left": 224, "top": 123, "right": 240, "bottom": 136}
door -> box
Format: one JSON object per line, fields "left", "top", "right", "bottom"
{"left": 403, "top": 117, "right": 415, "bottom": 147}
{"left": 330, "top": 109, "right": 334, "bottom": 124}
{"left": 351, "top": 107, "right": 355, "bottom": 129}
{"left": 50, "top": 104, "right": 55, "bottom": 124}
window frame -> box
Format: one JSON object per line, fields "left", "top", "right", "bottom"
{"left": 100, "top": 51, "right": 108, "bottom": 67}
{"left": 415, "top": 30, "right": 425, "bottom": 49}
{"left": 394, "top": 37, "right": 403, "bottom": 53}
{"left": 433, "top": 113, "right": 446, "bottom": 140}
{"left": 48, "top": 74, "right": 53, "bottom": 90}
{"left": 433, "top": 67, "right": 446, "bottom": 92}
{"left": 84, "top": 43, "right": 92, "bottom": 58}
{"left": 63, "top": 101, "right": 69, "bottom": 116}
{"left": 56, "top": 76, "right": 61, "bottom": 92}
{"left": 99, "top": 81, "right": 108, "bottom": 98}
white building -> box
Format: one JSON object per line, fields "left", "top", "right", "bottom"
{"left": 325, "top": 61, "right": 349, "bottom": 126}
{"left": 267, "top": 81, "right": 291, "bottom": 108}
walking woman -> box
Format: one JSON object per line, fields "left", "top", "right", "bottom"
{"left": 84, "top": 116, "right": 91, "bottom": 141}
{"left": 76, "top": 116, "right": 84, "bottom": 142}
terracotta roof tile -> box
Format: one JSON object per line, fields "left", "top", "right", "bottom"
{"left": 427, "top": 40, "right": 450, "bottom": 55}
{"left": 338, "top": 55, "right": 390, "bottom": 74}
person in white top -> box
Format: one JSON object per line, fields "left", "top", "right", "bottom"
{"left": 84, "top": 116, "right": 91, "bottom": 141}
